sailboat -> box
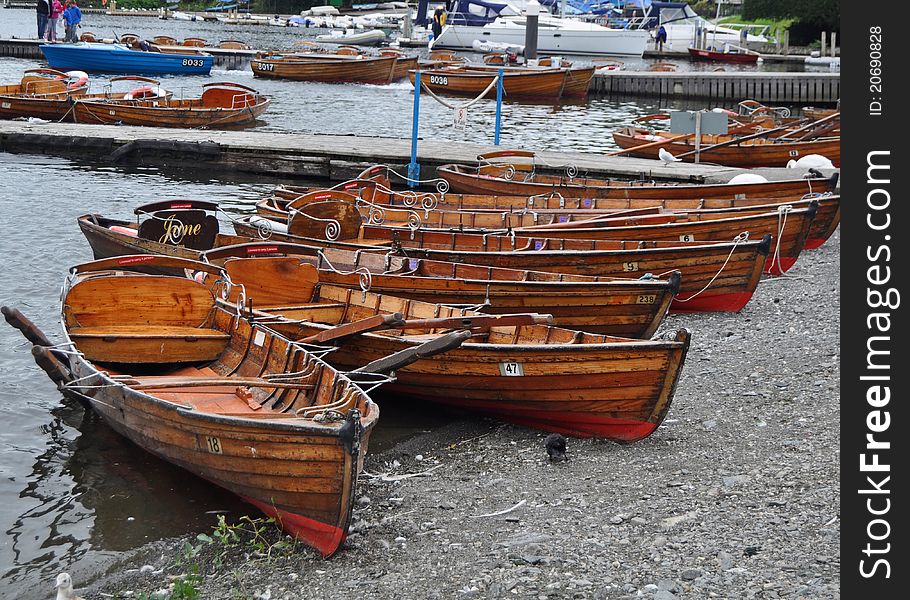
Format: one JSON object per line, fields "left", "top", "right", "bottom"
{"left": 430, "top": 0, "right": 648, "bottom": 56}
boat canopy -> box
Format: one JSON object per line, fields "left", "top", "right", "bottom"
{"left": 447, "top": 0, "right": 523, "bottom": 26}
{"left": 635, "top": 2, "right": 699, "bottom": 30}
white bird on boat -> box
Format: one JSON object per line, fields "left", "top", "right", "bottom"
{"left": 658, "top": 147, "right": 682, "bottom": 165}
{"left": 786, "top": 154, "right": 835, "bottom": 169}
{"left": 55, "top": 573, "right": 85, "bottom": 600}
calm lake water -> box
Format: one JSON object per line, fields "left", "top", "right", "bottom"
{"left": 0, "top": 7, "right": 821, "bottom": 598}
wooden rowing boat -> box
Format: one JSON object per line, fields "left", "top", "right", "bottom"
{"left": 72, "top": 82, "right": 270, "bottom": 128}
{"left": 227, "top": 218, "right": 771, "bottom": 313}
{"left": 204, "top": 241, "right": 680, "bottom": 338}
{"left": 4, "top": 255, "right": 380, "bottom": 557}
{"left": 436, "top": 158, "right": 839, "bottom": 199}
{"left": 409, "top": 66, "right": 572, "bottom": 100}
{"left": 687, "top": 46, "right": 759, "bottom": 63}
{"left": 76, "top": 212, "right": 679, "bottom": 337}
{"left": 0, "top": 70, "right": 167, "bottom": 121}
{"left": 210, "top": 259, "right": 691, "bottom": 442}
{"left": 611, "top": 126, "right": 841, "bottom": 168}
{"left": 261, "top": 183, "right": 840, "bottom": 250}
{"left": 251, "top": 53, "right": 399, "bottom": 84}
{"left": 77, "top": 208, "right": 767, "bottom": 313}
{"left": 508, "top": 201, "right": 819, "bottom": 275}
{"left": 379, "top": 48, "right": 420, "bottom": 81}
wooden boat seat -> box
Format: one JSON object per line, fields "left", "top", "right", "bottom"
{"left": 69, "top": 325, "right": 230, "bottom": 364}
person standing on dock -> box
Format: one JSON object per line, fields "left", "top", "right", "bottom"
{"left": 36, "top": 0, "right": 50, "bottom": 41}
{"left": 656, "top": 24, "right": 668, "bottom": 52}
{"left": 63, "top": 0, "right": 82, "bottom": 43}
{"left": 46, "top": 0, "right": 64, "bottom": 42}
{"left": 431, "top": 7, "right": 444, "bottom": 42}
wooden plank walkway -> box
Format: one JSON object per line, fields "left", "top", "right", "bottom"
{"left": 590, "top": 71, "right": 839, "bottom": 104}
{"left": 0, "top": 120, "right": 743, "bottom": 183}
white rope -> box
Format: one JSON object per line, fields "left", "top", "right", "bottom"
{"left": 771, "top": 205, "right": 792, "bottom": 274}
{"left": 671, "top": 232, "right": 749, "bottom": 304}
{"left": 419, "top": 75, "right": 500, "bottom": 110}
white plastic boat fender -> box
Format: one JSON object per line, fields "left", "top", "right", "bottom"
{"left": 727, "top": 173, "right": 768, "bottom": 184}
{"left": 786, "top": 154, "right": 835, "bottom": 169}
{"left": 61, "top": 70, "right": 89, "bottom": 89}
{"left": 249, "top": 216, "right": 289, "bottom": 234}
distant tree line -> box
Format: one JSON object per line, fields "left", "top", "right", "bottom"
{"left": 743, "top": 0, "right": 839, "bottom": 44}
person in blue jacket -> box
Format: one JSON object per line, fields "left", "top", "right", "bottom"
{"left": 63, "top": 0, "right": 82, "bottom": 43}
{"left": 656, "top": 24, "right": 668, "bottom": 52}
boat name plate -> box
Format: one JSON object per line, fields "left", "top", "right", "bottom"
{"left": 499, "top": 362, "right": 524, "bottom": 377}
{"left": 679, "top": 234, "right": 696, "bottom": 242}
{"left": 622, "top": 261, "right": 639, "bottom": 272}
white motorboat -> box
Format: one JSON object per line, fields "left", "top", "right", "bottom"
{"left": 434, "top": 13, "right": 648, "bottom": 56}
{"left": 633, "top": 2, "right": 770, "bottom": 51}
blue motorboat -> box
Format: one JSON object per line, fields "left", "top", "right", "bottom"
{"left": 39, "top": 42, "right": 214, "bottom": 76}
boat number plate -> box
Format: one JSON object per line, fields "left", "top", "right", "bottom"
{"left": 430, "top": 75, "right": 448, "bottom": 86}
{"left": 679, "top": 234, "right": 696, "bottom": 242}
{"left": 182, "top": 58, "right": 206, "bottom": 67}
{"left": 499, "top": 362, "right": 524, "bottom": 377}
{"left": 789, "top": 150, "right": 799, "bottom": 157}
{"left": 253, "top": 330, "right": 266, "bottom": 347}
{"left": 205, "top": 436, "right": 223, "bottom": 454}
{"left": 256, "top": 62, "right": 274, "bottom": 72}
{"left": 0, "top": 102, "right": 9, "bottom": 109}
{"left": 109, "top": 110, "right": 116, "bottom": 116}
{"left": 637, "top": 294, "right": 658, "bottom": 304}
{"left": 622, "top": 261, "right": 639, "bottom": 272}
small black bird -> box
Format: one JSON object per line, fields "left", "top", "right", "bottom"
{"left": 544, "top": 433, "right": 568, "bottom": 462}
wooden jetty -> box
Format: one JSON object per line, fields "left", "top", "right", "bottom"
{"left": 0, "top": 120, "right": 746, "bottom": 183}
{"left": 589, "top": 71, "right": 839, "bottom": 104}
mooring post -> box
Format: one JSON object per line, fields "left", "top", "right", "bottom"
{"left": 830, "top": 32, "right": 837, "bottom": 57}
{"left": 821, "top": 32, "right": 827, "bottom": 57}
{"left": 694, "top": 111, "right": 702, "bottom": 164}
{"left": 494, "top": 68, "right": 504, "bottom": 145}
{"left": 408, "top": 71, "right": 421, "bottom": 188}
{"left": 524, "top": 0, "right": 540, "bottom": 61}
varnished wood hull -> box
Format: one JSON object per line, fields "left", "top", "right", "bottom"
{"left": 77, "top": 216, "right": 677, "bottom": 337}
{"left": 437, "top": 163, "right": 839, "bottom": 199}
{"left": 56, "top": 272, "right": 377, "bottom": 557}
{"left": 255, "top": 286, "right": 691, "bottom": 442}
{"left": 228, "top": 220, "right": 771, "bottom": 313}
{"left": 409, "top": 68, "right": 570, "bottom": 100}
{"left": 612, "top": 127, "right": 841, "bottom": 168}
{"left": 511, "top": 202, "right": 818, "bottom": 275}
{"left": 251, "top": 56, "right": 398, "bottom": 84}
{"left": 72, "top": 97, "right": 270, "bottom": 128}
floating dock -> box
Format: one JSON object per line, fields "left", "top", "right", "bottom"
{"left": 0, "top": 120, "right": 746, "bottom": 183}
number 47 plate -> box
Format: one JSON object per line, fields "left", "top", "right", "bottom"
{"left": 499, "top": 362, "right": 524, "bottom": 376}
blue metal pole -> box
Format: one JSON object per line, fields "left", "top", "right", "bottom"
{"left": 408, "top": 71, "right": 421, "bottom": 188}
{"left": 494, "top": 68, "right": 503, "bottom": 146}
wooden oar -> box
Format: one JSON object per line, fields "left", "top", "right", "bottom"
{"left": 672, "top": 122, "right": 796, "bottom": 159}
{"left": 2, "top": 306, "right": 54, "bottom": 347}
{"left": 777, "top": 112, "right": 840, "bottom": 141}
{"left": 298, "top": 313, "right": 405, "bottom": 345}
{"left": 353, "top": 329, "right": 472, "bottom": 375}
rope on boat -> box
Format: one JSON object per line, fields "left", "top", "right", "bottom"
{"left": 670, "top": 232, "right": 749, "bottom": 304}
{"left": 771, "top": 204, "right": 792, "bottom": 274}
{"left": 419, "top": 74, "right": 500, "bottom": 111}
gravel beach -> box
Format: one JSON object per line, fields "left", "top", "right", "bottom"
{"left": 66, "top": 229, "right": 840, "bottom": 600}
